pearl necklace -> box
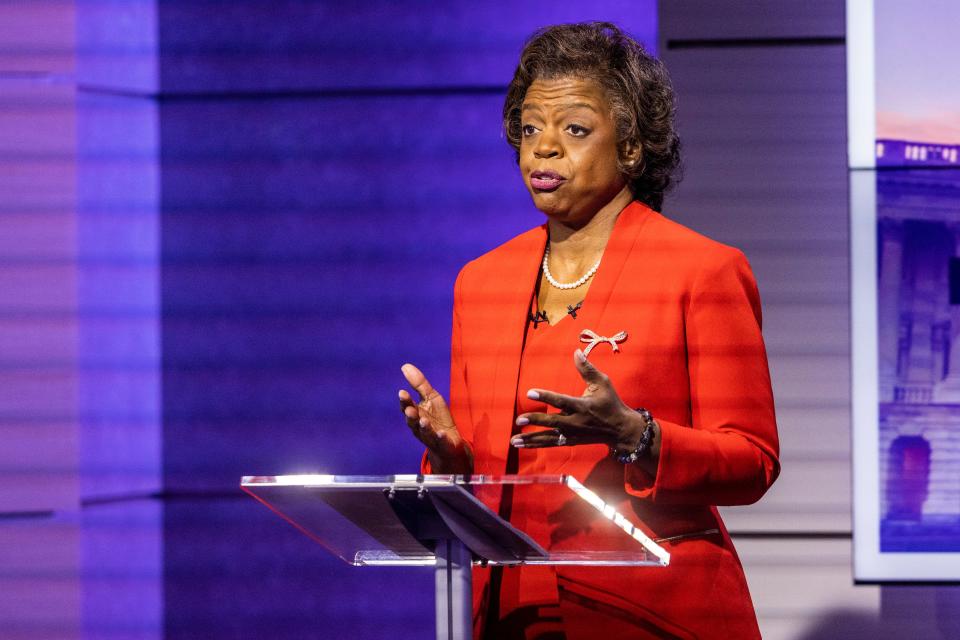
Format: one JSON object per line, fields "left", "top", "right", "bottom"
{"left": 542, "top": 245, "right": 602, "bottom": 290}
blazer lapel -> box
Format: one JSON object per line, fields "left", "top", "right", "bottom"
{"left": 482, "top": 225, "right": 547, "bottom": 476}
{"left": 576, "top": 201, "right": 654, "bottom": 334}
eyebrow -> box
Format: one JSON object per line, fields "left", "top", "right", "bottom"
{"left": 521, "top": 101, "right": 599, "bottom": 114}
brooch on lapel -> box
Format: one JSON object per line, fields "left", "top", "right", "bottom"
{"left": 579, "top": 329, "right": 628, "bottom": 356}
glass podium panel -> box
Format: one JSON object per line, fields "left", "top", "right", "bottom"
{"left": 241, "top": 474, "right": 669, "bottom": 568}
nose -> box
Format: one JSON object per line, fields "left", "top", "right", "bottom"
{"left": 533, "top": 127, "right": 562, "bottom": 159}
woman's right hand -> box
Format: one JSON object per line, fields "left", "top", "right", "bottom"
{"left": 399, "top": 363, "right": 473, "bottom": 474}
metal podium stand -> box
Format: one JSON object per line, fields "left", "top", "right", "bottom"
{"left": 241, "top": 474, "right": 669, "bottom": 640}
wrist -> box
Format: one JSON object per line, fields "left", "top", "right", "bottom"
{"left": 427, "top": 442, "right": 474, "bottom": 475}
{"left": 618, "top": 408, "right": 647, "bottom": 449}
{"left": 611, "top": 408, "right": 656, "bottom": 465}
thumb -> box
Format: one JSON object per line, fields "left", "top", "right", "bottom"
{"left": 574, "top": 349, "right": 607, "bottom": 385}
{"left": 402, "top": 363, "right": 438, "bottom": 402}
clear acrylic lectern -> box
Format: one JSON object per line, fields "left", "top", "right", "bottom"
{"left": 241, "top": 474, "right": 669, "bottom": 640}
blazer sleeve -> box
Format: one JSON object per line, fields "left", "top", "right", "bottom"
{"left": 420, "top": 267, "right": 474, "bottom": 474}
{"left": 624, "top": 249, "right": 781, "bottom": 505}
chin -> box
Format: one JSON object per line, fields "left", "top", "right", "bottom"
{"left": 530, "top": 192, "right": 568, "bottom": 218}
{"left": 538, "top": 205, "right": 588, "bottom": 227}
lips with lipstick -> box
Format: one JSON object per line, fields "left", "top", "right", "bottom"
{"left": 530, "top": 170, "right": 566, "bottom": 192}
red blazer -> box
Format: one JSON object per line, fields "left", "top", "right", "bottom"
{"left": 424, "top": 201, "right": 780, "bottom": 639}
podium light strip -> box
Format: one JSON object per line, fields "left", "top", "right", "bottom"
{"left": 563, "top": 477, "right": 671, "bottom": 566}
{"left": 354, "top": 551, "right": 436, "bottom": 566}
{"left": 242, "top": 474, "right": 338, "bottom": 486}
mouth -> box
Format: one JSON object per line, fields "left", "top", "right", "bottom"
{"left": 530, "top": 170, "right": 566, "bottom": 192}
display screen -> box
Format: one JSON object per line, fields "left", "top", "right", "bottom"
{"left": 850, "top": 0, "right": 960, "bottom": 581}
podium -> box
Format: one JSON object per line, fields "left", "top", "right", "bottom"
{"left": 241, "top": 474, "right": 669, "bottom": 640}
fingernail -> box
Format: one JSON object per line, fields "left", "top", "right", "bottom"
{"left": 575, "top": 349, "right": 586, "bottom": 363}
{"left": 526, "top": 389, "right": 540, "bottom": 400}
{"left": 511, "top": 436, "right": 525, "bottom": 448}
{"left": 419, "top": 417, "right": 428, "bottom": 428}
{"left": 515, "top": 416, "right": 529, "bottom": 426}
{"left": 398, "top": 390, "right": 405, "bottom": 399}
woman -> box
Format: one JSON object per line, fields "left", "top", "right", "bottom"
{"left": 398, "top": 22, "right": 779, "bottom": 640}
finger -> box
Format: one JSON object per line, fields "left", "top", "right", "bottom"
{"left": 574, "top": 349, "right": 608, "bottom": 385}
{"left": 512, "top": 429, "right": 611, "bottom": 448}
{"left": 401, "top": 363, "right": 439, "bottom": 402}
{"left": 419, "top": 415, "right": 447, "bottom": 451}
{"left": 527, "top": 388, "right": 585, "bottom": 414}
{"left": 419, "top": 415, "right": 433, "bottom": 439}
{"left": 400, "top": 383, "right": 425, "bottom": 434}
{"left": 402, "top": 404, "right": 421, "bottom": 431}
{"left": 511, "top": 429, "right": 576, "bottom": 449}
{"left": 399, "top": 389, "right": 416, "bottom": 412}
{"left": 516, "top": 412, "right": 567, "bottom": 429}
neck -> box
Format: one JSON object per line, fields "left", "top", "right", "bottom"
{"left": 547, "top": 188, "right": 633, "bottom": 267}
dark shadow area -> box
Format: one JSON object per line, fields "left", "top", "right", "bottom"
{"left": 880, "top": 585, "right": 960, "bottom": 640}
{"left": 795, "top": 610, "right": 889, "bottom": 640}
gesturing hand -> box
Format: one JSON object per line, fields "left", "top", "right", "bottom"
{"left": 399, "top": 363, "right": 472, "bottom": 474}
{"left": 511, "top": 349, "right": 652, "bottom": 459}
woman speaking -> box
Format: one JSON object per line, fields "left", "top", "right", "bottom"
{"left": 398, "top": 22, "right": 780, "bottom": 640}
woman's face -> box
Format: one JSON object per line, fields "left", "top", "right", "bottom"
{"left": 519, "top": 76, "right": 632, "bottom": 226}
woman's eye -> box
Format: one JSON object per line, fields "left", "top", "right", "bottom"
{"left": 567, "top": 124, "right": 590, "bottom": 137}
{"left": 521, "top": 124, "right": 538, "bottom": 136}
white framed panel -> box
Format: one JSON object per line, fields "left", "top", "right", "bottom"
{"left": 845, "top": 0, "right": 875, "bottom": 169}
{"left": 850, "top": 0, "right": 960, "bottom": 581}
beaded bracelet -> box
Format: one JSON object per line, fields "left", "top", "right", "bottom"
{"left": 612, "top": 408, "right": 656, "bottom": 465}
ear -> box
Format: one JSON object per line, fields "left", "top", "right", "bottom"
{"left": 621, "top": 140, "right": 643, "bottom": 170}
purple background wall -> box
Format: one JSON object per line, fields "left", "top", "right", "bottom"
{"left": 7, "top": 2, "right": 956, "bottom": 638}
{"left": 1, "top": 3, "right": 81, "bottom": 638}
{"left": 152, "top": 1, "right": 655, "bottom": 486}
{"left": 2, "top": 2, "right": 657, "bottom": 639}
{"left": 155, "top": 5, "right": 654, "bottom": 637}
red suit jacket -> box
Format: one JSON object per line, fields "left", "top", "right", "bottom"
{"left": 423, "top": 201, "right": 780, "bottom": 639}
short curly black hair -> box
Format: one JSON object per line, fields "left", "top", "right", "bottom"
{"left": 503, "top": 22, "right": 681, "bottom": 212}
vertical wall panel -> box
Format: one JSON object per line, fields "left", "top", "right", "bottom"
{"left": 661, "top": 42, "right": 850, "bottom": 533}
{"left": 0, "top": 3, "right": 80, "bottom": 638}
{"left": 0, "top": 60, "right": 78, "bottom": 516}
{"left": 75, "top": 2, "right": 164, "bottom": 638}
{"left": 76, "top": 90, "right": 161, "bottom": 499}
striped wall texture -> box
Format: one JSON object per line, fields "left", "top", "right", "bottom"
{"left": 1, "top": 2, "right": 81, "bottom": 639}
{"left": 659, "top": 1, "right": 960, "bottom": 638}
{"left": 2, "top": 1, "right": 959, "bottom": 639}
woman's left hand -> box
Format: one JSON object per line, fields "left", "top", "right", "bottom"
{"left": 511, "top": 349, "right": 654, "bottom": 459}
